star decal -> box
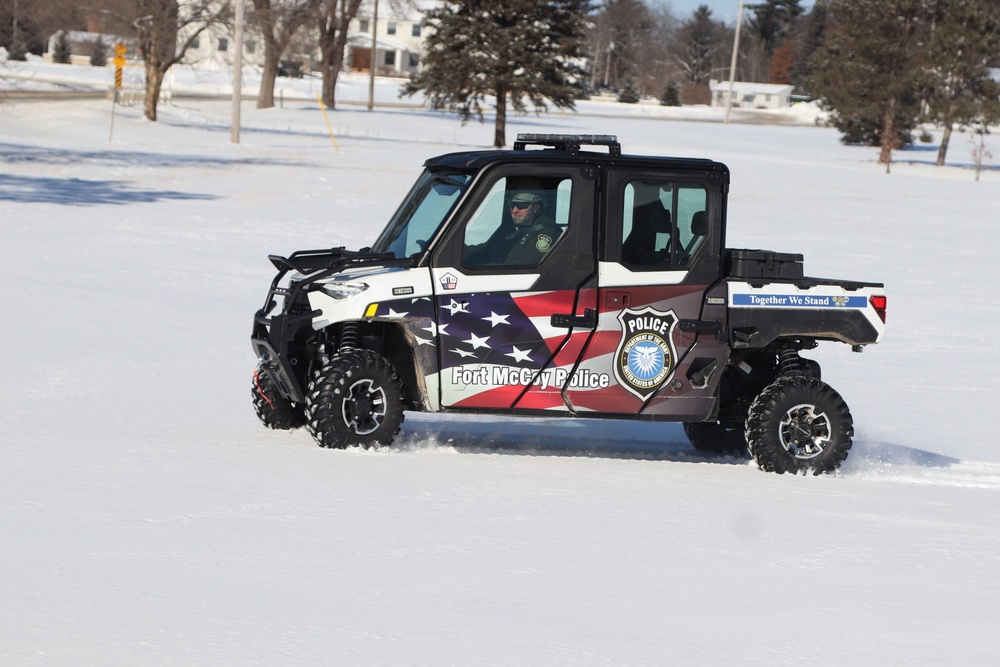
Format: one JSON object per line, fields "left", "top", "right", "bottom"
{"left": 464, "top": 333, "right": 491, "bottom": 350}
{"left": 421, "top": 322, "right": 450, "bottom": 337}
{"left": 444, "top": 299, "right": 470, "bottom": 316}
{"left": 505, "top": 346, "right": 533, "bottom": 363}
{"left": 451, "top": 348, "right": 476, "bottom": 359}
{"left": 387, "top": 307, "right": 409, "bottom": 318}
{"left": 483, "top": 311, "right": 510, "bottom": 327}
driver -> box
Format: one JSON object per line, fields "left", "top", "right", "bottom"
{"left": 465, "top": 191, "right": 563, "bottom": 266}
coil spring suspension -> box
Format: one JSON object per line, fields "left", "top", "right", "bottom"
{"left": 340, "top": 322, "right": 361, "bottom": 351}
{"left": 778, "top": 347, "right": 802, "bottom": 376}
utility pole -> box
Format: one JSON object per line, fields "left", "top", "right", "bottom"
{"left": 368, "top": 0, "right": 379, "bottom": 110}
{"left": 231, "top": 0, "right": 245, "bottom": 143}
{"left": 725, "top": 0, "right": 745, "bottom": 125}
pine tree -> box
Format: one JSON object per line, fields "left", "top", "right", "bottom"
{"left": 922, "top": 0, "right": 1000, "bottom": 166}
{"left": 806, "top": 0, "right": 925, "bottom": 172}
{"left": 53, "top": 31, "right": 72, "bottom": 64}
{"left": 89, "top": 39, "right": 108, "bottom": 67}
{"left": 618, "top": 78, "right": 641, "bottom": 103}
{"left": 660, "top": 81, "right": 681, "bottom": 106}
{"left": 790, "top": 1, "right": 828, "bottom": 92}
{"left": 401, "top": 0, "right": 590, "bottom": 147}
{"left": 747, "top": 0, "right": 804, "bottom": 56}
{"left": 674, "top": 5, "right": 729, "bottom": 85}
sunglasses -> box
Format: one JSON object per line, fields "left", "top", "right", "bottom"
{"left": 510, "top": 201, "right": 534, "bottom": 210}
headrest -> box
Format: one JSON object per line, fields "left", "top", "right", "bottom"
{"left": 691, "top": 211, "right": 708, "bottom": 235}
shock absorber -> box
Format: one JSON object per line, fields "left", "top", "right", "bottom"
{"left": 778, "top": 347, "right": 802, "bottom": 376}
{"left": 340, "top": 322, "right": 361, "bottom": 351}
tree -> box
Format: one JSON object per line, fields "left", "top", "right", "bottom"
{"left": 660, "top": 81, "right": 680, "bottom": 106}
{"left": 89, "top": 37, "right": 108, "bottom": 66}
{"left": 617, "top": 77, "right": 640, "bottom": 103}
{"left": 314, "top": 0, "right": 364, "bottom": 109}
{"left": 807, "top": 0, "right": 925, "bottom": 172}
{"left": 790, "top": 0, "right": 828, "bottom": 92}
{"left": 922, "top": 0, "right": 1000, "bottom": 166}
{"left": 250, "top": 0, "right": 317, "bottom": 109}
{"left": 98, "top": 1, "right": 231, "bottom": 121}
{"left": 53, "top": 30, "right": 72, "bottom": 63}
{"left": 970, "top": 125, "right": 993, "bottom": 182}
{"left": 769, "top": 35, "right": 795, "bottom": 84}
{"left": 0, "top": 0, "right": 88, "bottom": 59}
{"left": 588, "top": 0, "right": 656, "bottom": 91}
{"left": 747, "top": 0, "right": 803, "bottom": 56}
{"left": 672, "top": 5, "right": 730, "bottom": 86}
{"left": 402, "top": 0, "right": 590, "bottom": 148}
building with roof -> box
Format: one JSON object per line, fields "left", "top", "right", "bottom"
{"left": 709, "top": 80, "right": 795, "bottom": 110}
{"left": 345, "top": 0, "right": 437, "bottom": 77}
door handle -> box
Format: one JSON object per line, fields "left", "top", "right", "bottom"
{"left": 678, "top": 319, "right": 722, "bottom": 334}
{"left": 551, "top": 308, "right": 597, "bottom": 329}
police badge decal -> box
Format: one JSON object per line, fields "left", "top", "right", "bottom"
{"left": 614, "top": 306, "right": 679, "bottom": 400}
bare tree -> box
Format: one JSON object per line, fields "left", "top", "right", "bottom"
{"left": 250, "top": 0, "right": 317, "bottom": 109}
{"left": 97, "top": 1, "right": 231, "bottom": 121}
{"left": 314, "top": 0, "right": 364, "bottom": 108}
{"left": 587, "top": 0, "right": 658, "bottom": 92}
{"left": 970, "top": 126, "right": 993, "bottom": 182}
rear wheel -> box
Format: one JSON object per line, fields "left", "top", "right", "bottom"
{"left": 252, "top": 368, "right": 306, "bottom": 430}
{"left": 305, "top": 349, "right": 405, "bottom": 449}
{"left": 745, "top": 376, "right": 853, "bottom": 475}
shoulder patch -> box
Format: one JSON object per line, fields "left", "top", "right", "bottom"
{"left": 535, "top": 234, "right": 553, "bottom": 252}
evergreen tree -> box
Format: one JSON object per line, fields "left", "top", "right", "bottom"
{"left": 89, "top": 39, "right": 108, "bottom": 67}
{"left": 790, "top": 1, "right": 828, "bottom": 92}
{"left": 922, "top": 0, "right": 1000, "bottom": 166}
{"left": 747, "top": 0, "right": 804, "bottom": 56}
{"left": 402, "top": 0, "right": 590, "bottom": 147}
{"left": 618, "top": 78, "right": 641, "bottom": 103}
{"left": 807, "top": 0, "right": 925, "bottom": 172}
{"left": 673, "top": 5, "right": 729, "bottom": 86}
{"left": 53, "top": 31, "right": 72, "bottom": 64}
{"left": 660, "top": 81, "right": 681, "bottom": 106}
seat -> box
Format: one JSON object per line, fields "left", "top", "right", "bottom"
{"left": 623, "top": 202, "right": 672, "bottom": 265}
{"left": 681, "top": 211, "right": 708, "bottom": 258}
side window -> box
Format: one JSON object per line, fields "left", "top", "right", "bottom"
{"left": 621, "top": 179, "right": 707, "bottom": 269}
{"left": 463, "top": 176, "right": 572, "bottom": 268}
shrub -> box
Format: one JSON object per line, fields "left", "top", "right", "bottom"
{"left": 618, "top": 79, "right": 641, "bottom": 104}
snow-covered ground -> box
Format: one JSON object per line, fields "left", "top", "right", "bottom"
{"left": 2, "top": 63, "right": 999, "bottom": 665}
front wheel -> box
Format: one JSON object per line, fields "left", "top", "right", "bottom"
{"left": 745, "top": 376, "right": 854, "bottom": 475}
{"left": 304, "top": 349, "right": 405, "bottom": 449}
{"left": 252, "top": 368, "right": 306, "bottom": 430}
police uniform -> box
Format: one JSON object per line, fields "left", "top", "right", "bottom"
{"left": 465, "top": 211, "right": 562, "bottom": 266}
{"left": 502, "top": 215, "right": 562, "bottom": 265}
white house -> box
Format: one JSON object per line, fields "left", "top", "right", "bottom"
{"left": 44, "top": 1, "right": 263, "bottom": 72}
{"left": 345, "top": 0, "right": 439, "bottom": 76}
{"left": 709, "top": 80, "right": 794, "bottom": 109}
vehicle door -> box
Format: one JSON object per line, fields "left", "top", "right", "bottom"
{"left": 563, "top": 168, "right": 729, "bottom": 420}
{"left": 428, "top": 165, "right": 597, "bottom": 411}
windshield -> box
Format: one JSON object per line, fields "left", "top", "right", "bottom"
{"left": 371, "top": 170, "right": 472, "bottom": 259}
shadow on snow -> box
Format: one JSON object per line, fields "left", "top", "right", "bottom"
{"left": 0, "top": 172, "right": 218, "bottom": 206}
{"left": 394, "top": 412, "right": 960, "bottom": 472}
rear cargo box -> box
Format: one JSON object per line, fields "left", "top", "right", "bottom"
{"left": 726, "top": 249, "right": 804, "bottom": 280}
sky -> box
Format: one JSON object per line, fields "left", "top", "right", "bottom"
{"left": 657, "top": 0, "right": 817, "bottom": 22}
{"left": 1, "top": 60, "right": 998, "bottom": 666}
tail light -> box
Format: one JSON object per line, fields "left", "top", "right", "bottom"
{"left": 870, "top": 295, "right": 887, "bottom": 323}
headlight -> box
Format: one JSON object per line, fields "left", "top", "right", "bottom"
{"left": 316, "top": 282, "right": 369, "bottom": 300}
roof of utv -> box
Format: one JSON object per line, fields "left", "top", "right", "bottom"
{"left": 423, "top": 134, "right": 731, "bottom": 180}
